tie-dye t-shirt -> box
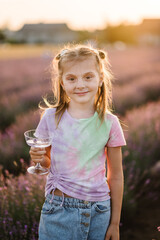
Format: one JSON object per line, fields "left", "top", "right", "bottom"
{"left": 35, "top": 108, "right": 126, "bottom": 201}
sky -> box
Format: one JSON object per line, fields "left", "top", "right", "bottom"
{"left": 0, "top": 0, "right": 160, "bottom": 31}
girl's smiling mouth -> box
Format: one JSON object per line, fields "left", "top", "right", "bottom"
{"left": 75, "top": 91, "right": 89, "bottom": 95}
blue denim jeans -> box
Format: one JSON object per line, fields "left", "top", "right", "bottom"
{"left": 39, "top": 193, "right": 111, "bottom": 240}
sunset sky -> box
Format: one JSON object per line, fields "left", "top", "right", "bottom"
{"left": 0, "top": 0, "right": 160, "bottom": 31}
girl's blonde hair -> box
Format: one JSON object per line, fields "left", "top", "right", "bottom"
{"left": 41, "top": 44, "right": 114, "bottom": 127}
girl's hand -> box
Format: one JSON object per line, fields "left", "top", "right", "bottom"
{"left": 29, "top": 147, "right": 46, "bottom": 165}
{"left": 105, "top": 223, "right": 119, "bottom": 240}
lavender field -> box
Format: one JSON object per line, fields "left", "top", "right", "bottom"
{"left": 0, "top": 45, "right": 160, "bottom": 240}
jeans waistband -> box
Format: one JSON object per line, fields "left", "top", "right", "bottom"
{"left": 46, "top": 193, "right": 97, "bottom": 209}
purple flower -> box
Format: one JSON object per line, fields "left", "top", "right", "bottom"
{"left": 145, "top": 178, "right": 151, "bottom": 185}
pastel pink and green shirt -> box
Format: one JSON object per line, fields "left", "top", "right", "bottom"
{"left": 35, "top": 108, "right": 126, "bottom": 204}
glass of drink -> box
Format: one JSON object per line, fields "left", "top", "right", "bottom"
{"left": 24, "top": 129, "right": 52, "bottom": 175}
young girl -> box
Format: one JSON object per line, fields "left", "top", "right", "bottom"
{"left": 30, "top": 44, "right": 126, "bottom": 240}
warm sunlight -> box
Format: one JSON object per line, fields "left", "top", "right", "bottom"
{"left": 0, "top": 0, "right": 159, "bottom": 30}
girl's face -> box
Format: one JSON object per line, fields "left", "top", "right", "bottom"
{"left": 61, "top": 56, "right": 102, "bottom": 108}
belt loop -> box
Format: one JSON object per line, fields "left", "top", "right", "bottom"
{"left": 60, "top": 192, "right": 64, "bottom": 207}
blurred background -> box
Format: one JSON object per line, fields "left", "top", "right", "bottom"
{"left": 0, "top": 0, "right": 160, "bottom": 239}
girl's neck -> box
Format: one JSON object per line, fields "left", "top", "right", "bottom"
{"left": 67, "top": 102, "right": 95, "bottom": 119}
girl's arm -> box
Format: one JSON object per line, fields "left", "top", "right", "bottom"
{"left": 105, "top": 146, "right": 124, "bottom": 240}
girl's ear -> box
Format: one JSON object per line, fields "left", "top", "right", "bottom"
{"left": 60, "top": 80, "right": 64, "bottom": 88}
{"left": 100, "top": 72, "right": 103, "bottom": 79}
{"left": 99, "top": 73, "right": 103, "bottom": 87}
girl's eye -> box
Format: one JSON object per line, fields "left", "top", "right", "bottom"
{"left": 67, "top": 77, "right": 75, "bottom": 81}
{"left": 86, "top": 76, "right": 92, "bottom": 80}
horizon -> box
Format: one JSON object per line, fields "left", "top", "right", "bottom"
{"left": 3, "top": 17, "right": 160, "bottom": 33}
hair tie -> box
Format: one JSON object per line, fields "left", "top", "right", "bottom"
{"left": 55, "top": 53, "right": 61, "bottom": 60}
{"left": 56, "top": 49, "right": 69, "bottom": 60}
{"left": 98, "top": 50, "right": 105, "bottom": 59}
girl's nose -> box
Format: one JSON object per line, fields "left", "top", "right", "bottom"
{"left": 76, "top": 78, "right": 85, "bottom": 88}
